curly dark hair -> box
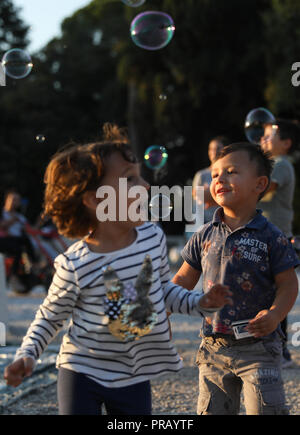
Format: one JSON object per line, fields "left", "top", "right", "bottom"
{"left": 43, "top": 123, "right": 138, "bottom": 239}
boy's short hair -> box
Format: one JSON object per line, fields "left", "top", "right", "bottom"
{"left": 43, "top": 123, "right": 138, "bottom": 239}
{"left": 276, "top": 118, "right": 300, "bottom": 153}
{"left": 211, "top": 135, "right": 231, "bottom": 148}
{"left": 215, "top": 142, "right": 274, "bottom": 200}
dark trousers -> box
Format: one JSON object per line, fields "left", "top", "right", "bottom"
{"left": 57, "top": 367, "right": 152, "bottom": 415}
{"left": 0, "top": 235, "right": 37, "bottom": 274}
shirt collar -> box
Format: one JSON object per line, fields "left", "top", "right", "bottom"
{"left": 212, "top": 207, "right": 267, "bottom": 231}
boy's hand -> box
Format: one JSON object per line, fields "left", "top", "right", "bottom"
{"left": 4, "top": 357, "right": 35, "bottom": 387}
{"left": 247, "top": 309, "right": 279, "bottom": 338}
{"left": 199, "top": 284, "right": 233, "bottom": 310}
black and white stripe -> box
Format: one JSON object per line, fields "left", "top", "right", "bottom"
{"left": 15, "top": 223, "right": 206, "bottom": 388}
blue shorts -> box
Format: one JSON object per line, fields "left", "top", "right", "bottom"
{"left": 57, "top": 367, "right": 152, "bottom": 415}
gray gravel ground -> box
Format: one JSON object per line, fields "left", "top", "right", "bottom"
{"left": 1, "top": 274, "right": 300, "bottom": 415}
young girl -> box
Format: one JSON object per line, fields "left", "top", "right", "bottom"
{"left": 4, "top": 124, "right": 232, "bottom": 415}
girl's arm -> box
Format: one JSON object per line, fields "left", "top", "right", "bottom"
{"left": 158, "top": 229, "right": 231, "bottom": 316}
{"left": 13, "top": 254, "right": 80, "bottom": 365}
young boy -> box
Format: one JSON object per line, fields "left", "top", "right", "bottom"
{"left": 173, "top": 143, "right": 299, "bottom": 415}
{"left": 259, "top": 119, "right": 298, "bottom": 239}
{"left": 259, "top": 120, "right": 299, "bottom": 366}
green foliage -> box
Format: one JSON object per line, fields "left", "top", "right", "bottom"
{"left": 0, "top": 0, "right": 29, "bottom": 51}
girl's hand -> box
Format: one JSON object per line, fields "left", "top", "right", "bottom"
{"left": 4, "top": 357, "right": 35, "bottom": 387}
{"left": 199, "top": 284, "right": 233, "bottom": 309}
{"left": 247, "top": 310, "right": 279, "bottom": 338}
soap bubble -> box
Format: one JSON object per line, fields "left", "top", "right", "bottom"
{"left": 244, "top": 108, "right": 278, "bottom": 145}
{"left": 158, "top": 93, "right": 168, "bottom": 101}
{"left": 149, "top": 194, "right": 173, "bottom": 220}
{"left": 1, "top": 48, "right": 33, "bottom": 79}
{"left": 144, "top": 145, "right": 168, "bottom": 170}
{"left": 130, "top": 11, "right": 175, "bottom": 51}
{"left": 36, "top": 134, "right": 46, "bottom": 143}
{"left": 122, "top": 0, "right": 146, "bottom": 7}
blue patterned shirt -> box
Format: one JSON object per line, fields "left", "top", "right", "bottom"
{"left": 182, "top": 208, "right": 300, "bottom": 336}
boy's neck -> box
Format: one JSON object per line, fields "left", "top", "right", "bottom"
{"left": 85, "top": 223, "right": 137, "bottom": 253}
{"left": 222, "top": 206, "right": 257, "bottom": 232}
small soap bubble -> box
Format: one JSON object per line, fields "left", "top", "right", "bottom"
{"left": 36, "top": 134, "right": 46, "bottom": 143}
{"left": 144, "top": 145, "right": 168, "bottom": 170}
{"left": 1, "top": 48, "right": 33, "bottom": 79}
{"left": 149, "top": 194, "right": 173, "bottom": 220}
{"left": 244, "top": 108, "right": 277, "bottom": 145}
{"left": 130, "top": 11, "right": 175, "bottom": 51}
{"left": 122, "top": 0, "right": 146, "bottom": 6}
{"left": 159, "top": 93, "right": 168, "bottom": 101}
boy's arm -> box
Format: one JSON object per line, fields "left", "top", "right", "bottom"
{"left": 248, "top": 267, "right": 298, "bottom": 337}
{"left": 172, "top": 261, "right": 201, "bottom": 290}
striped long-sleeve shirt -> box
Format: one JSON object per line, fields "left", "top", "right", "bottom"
{"left": 15, "top": 223, "right": 210, "bottom": 388}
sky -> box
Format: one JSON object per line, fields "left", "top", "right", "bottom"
{"left": 13, "top": 0, "right": 92, "bottom": 52}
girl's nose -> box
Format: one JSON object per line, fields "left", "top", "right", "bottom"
{"left": 141, "top": 177, "right": 150, "bottom": 191}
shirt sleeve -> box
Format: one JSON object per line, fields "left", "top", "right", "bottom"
{"left": 271, "top": 159, "right": 291, "bottom": 188}
{"left": 163, "top": 281, "right": 218, "bottom": 317}
{"left": 181, "top": 231, "right": 203, "bottom": 272}
{"left": 269, "top": 231, "right": 300, "bottom": 276}
{"left": 14, "top": 253, "right": 80, "bottom": 364}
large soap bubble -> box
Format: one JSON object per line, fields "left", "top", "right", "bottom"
{"left": 122, "top": 0, "right": 146, "bottom": 6}
{"left": 130, "top": 11, "right": 175, "bottom": 51}
{"left": 244, "top": 108, "right": 278, "bottom": 145}
{"left": 1, "top": 48, "right": 33, "bottom": 79}
{"left": 149, "top": 194, "right": 173, "bottom": 220}
{"left": 144, "top": 145, "right": 168, "bottom": 170}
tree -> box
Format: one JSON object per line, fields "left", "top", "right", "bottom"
{"left": 0, "top": 0, "right": 30, "bottom": 203}
{"left": 2, "top": 0, "right": 300, "bottom": 235}
{"left": 0, "top": 0, "right": 29, "bottom": 52}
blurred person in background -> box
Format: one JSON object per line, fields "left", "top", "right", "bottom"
{"left": 259, "top": 118, "right": 300, "bottom": 367}
{"left": 0, "top": 190, "right": 38, "bottom": 286}
{"left": 192, "top": 136, "right": 230, "bottom": 224}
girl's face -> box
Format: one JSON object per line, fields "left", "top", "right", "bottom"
{"left": 96, "top": 151, "right": 150, "bottom": 227}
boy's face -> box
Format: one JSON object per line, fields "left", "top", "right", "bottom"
{"left": 210, "top": 151, "right": 267, "bottom": 211}
{"left": 261, "top": 124, "right": 291, "bottom": 157}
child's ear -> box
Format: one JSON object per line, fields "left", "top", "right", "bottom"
{"left": 256, "top": 176, "right": 269, "bottom": 195}
{"left": 82, "top": 191, "right": 98, "bottom": 211}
